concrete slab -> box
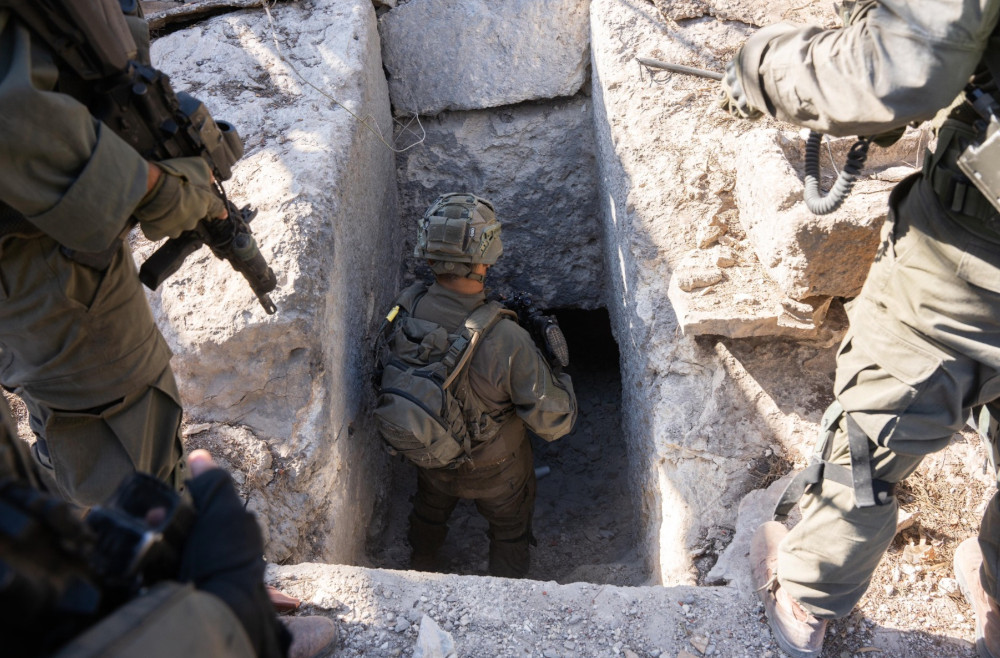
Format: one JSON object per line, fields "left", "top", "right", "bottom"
{"left": 146, "top": 0, "right": 399, "bottom": 564}
{"left": 379, "top": 0, "right": 590, "bottom": 116}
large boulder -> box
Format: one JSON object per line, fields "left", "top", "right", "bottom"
{"left": 146, "top": 0, "right": 399, "bottom": 563}
{"left": 379, "top": 0, "right": 591, "bottom": 116}
{"left": 591, "top": 0, "right": 844, "bottom": 584}
{"left": 395, "top": 97, "right": 604, "bottom": 309}
{"left": 734, "top": 128, "right": 926, "bottom": 300}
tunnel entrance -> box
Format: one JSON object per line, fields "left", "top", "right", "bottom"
{"left": 367, "top": 307, "right": 646, "bottom": 585}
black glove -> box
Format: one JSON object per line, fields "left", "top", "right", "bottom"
{"left": 717, "top": 54, "right": 762, "bottom": 121}
{"left": 179, "top": 469, "right": 290, "bottom": 658}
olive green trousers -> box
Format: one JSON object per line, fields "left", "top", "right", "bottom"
{"left": 777, "top": 175, "right": 1000, "bottom": 618}
{"left": 0, "top": 234, "right": 182, "bottom": 507}
{"left": 410, "top": 433, "right": 536, "bottom": 578}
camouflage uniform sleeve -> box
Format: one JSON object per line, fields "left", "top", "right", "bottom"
{"left": 474, "top": 321, "right": 578, "bottom": 442}
{"left": 0, "top": 10, "right": 149, "bottom": 252}
{"left": 739, "top": 0, "right": 1000, "bottom": 136}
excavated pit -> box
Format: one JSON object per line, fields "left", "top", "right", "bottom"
{"left": 367, "top": 307, "right": 647, "bottom": 585}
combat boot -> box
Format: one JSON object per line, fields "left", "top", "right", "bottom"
{"left": 955, "top": 537, "right": 1000, "bottom": 658}
{"left": 750, "top": 522, "right": 827, "bottom": 658}
{"left": 267, "top": 585, "right": 301, "bottom": 612}
{"left": 283, "top": 615, "right": 338, "bottom": 658}
{"left": 408, "top": 511, "right": 449, "bottom": 572}
{"left": 488, "top": 532, "right": 530, "bottom": 578}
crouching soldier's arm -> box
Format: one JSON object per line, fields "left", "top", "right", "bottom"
{"left": 177, "top": 452, "right": 290, "bottom": 657}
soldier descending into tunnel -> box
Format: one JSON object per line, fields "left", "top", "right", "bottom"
{"left": 373, "top": 193, "right": 577, "bottom": 578}
{"left": 718, "top": 1, "right": 1000, "bottom": 656}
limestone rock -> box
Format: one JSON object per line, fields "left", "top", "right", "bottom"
{"left": 146, "top": 0, "right": 398, "bottom": 563}
{"left": 413, "top": 615, "right": 457, "bottom": 658}
{"left": 734, "top": 128, "right": 926, "bottom": 300}
{"left": 395, "top": 97, "right": 603, "bottom": 309}
{"left": 675, "top": 266, "right": 724, "bottom": 292}
{"left": 267, "top": 563, "right": 760, "bottom": 657}
{"left": 652, "top": 0, "right": 838, "bottom": 28}
{"left": 379, "top": 0, "right": 590, "bottom": 115}
{"left": 707, "top": 474, "right": 797, "bottom": 593}
{"left": 591, "top": 0, "right": 846, "bottom": 584}
{"left": 142, "top": 0, "right": 267, "bottom": 30}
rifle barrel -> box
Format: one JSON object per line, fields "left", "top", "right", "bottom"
{"left": 636, "top": 57, "right": 723, "bottom": 81}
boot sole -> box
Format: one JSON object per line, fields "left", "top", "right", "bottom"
{"left": 756, "top": 593, "right": 823, "bottom": 658}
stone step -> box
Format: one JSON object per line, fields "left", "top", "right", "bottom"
{"left": 269, "top": 562, "right": 757, "bottom": 658}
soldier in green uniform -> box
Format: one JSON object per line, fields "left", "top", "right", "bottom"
{"left": 402, "top": 193, "right": 577, "bottom": 578}
{"left": 0, "top": 4, "right": 224, "bottom": 508}
{"left": 719, "top": 1, "right": 1000, "bottom": 656}
{"left": 0, "top": 393, "right": 338, "bottom": 658}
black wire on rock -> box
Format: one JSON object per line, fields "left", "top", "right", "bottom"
{"left": 803, "top": 131, "right": 871, "bottom": 215}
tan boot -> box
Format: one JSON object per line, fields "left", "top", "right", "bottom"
{"left": 282, "top": 615, "right": 338, "bottom": 658}
{"left": 750, "top": 521, "right": 827, "bottom": 658}
{"left": 267, "top": 585, "right": 302, "bottom": 613}
{"left": 954, "top": 538, "right": 1000, "bottom": 658}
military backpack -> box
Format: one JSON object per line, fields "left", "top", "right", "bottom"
{"left": 373, "top": 284, "right": 516, "bottom": 469}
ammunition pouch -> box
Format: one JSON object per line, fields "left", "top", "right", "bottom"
{"left": 924, "top": 119, "right": 1000, "bottom": 226}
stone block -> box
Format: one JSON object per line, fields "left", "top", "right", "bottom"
{"left": 147, "top": 0, "right": 399, "bottom": 563}
{"left": 143, "top": 0, "right": 265, "bottom": 30}
{"left": 379, "top": 0, "right": 590, "bottom": 115}
{"left": 735, "top": 128, "right": 926, "bottom": 300}
{"left": 591, "top": 0, "right": 845, "bottom": 585}
{"left": 395, "top": 97, "right": 604, "bottom": 309}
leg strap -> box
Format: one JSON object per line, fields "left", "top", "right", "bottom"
{"left": 773, "top": 401, "right": 896, "bottom": 521}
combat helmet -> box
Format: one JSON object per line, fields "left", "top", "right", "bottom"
{"left": 415, "top": 193, "right": 502, "bottom": 282}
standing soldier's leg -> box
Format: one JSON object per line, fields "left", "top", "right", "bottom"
{"left": 0, "top": 235, "right": 180, "bottom": 507}
{"left": 776, "top": 411, "right": 924, "bottom": 618}
{"left": 409, "top": 470, "right": 460, "bottom": 568}
{"left": 754, "top": 175, "right": 1000, "bottom": 657}
{"left": 474, "top": 436, "right": 536, "bottom": 578}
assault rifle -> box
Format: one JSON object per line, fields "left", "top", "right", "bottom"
{"left": 2, "top": 0, "right": 277, "bottom": 313}
{"left": 493, "top": 291, "right": 570, "bottom": 371}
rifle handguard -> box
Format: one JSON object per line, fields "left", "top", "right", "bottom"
{"left": 139, "top": 204, "right": 277, "bottom": 314}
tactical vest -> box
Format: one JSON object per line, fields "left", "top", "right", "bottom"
{"left": 373, "top": 283, "right": 517, "bottom": 469}
{"left": 923, "top": 16, "right": 1000, "bottom": 235}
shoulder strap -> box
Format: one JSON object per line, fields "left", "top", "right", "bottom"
{"left": 0, "top": 0, "right": 137, "bottom": 80}
{"left": 394, "top": 282, "right": 429, "bottom": 316}
{"left": 441, "top": 302, "right": 516, "bottom": 390}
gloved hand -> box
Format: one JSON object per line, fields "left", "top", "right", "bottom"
{"left": 134, "top": 157, "right": 227, "bottom": 241}
{"left": 179, "top": 450, "right": 290, "bottom": 658}
{"left": 717, "top": 54, "right": 762, "bottom": 121}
